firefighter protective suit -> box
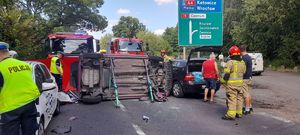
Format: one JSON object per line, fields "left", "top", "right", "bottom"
{"left": 223, "top": 60, "right": 246, "bottom": 118}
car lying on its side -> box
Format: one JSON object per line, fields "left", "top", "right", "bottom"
{"left": 27, "top": 61, "right": 61, "bottom": 135}
{"left": 171, "top": 46, "right": 222, "bottom": 98}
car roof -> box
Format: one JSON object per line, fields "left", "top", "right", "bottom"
{"left": 26, "top": 61, "right": 45, "bottom": 67}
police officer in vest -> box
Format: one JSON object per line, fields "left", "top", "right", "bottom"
{"left": 222, "top": 45, "right": 246, "bottom": 120}
{"left": 50, "top": 51, "right": 63, "bottom": 90}
{"left": 0, "top": 42, "right": 40, "bottom": 135}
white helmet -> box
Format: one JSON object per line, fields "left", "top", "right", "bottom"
{"left": 218, "top": 54, "right": 224, "bottom": 60}
{"left": 9, "top": 50, "right": 18, "bottom": 58}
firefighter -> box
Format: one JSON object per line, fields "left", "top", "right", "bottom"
{"left": 222, "top": 45, "right": 246, "bottom": 120}
{"left": 50, "top": 51, "right": 63, "bottom": 90}
{"left": 160, "top": 50, "right": 172, "bottom": 62}
{"left": 0, "top": 42, "right": 40, "bottom": 135}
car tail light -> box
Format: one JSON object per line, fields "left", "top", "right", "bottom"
{"left": 184, "top": 74, "right": 194, "bottom": 81}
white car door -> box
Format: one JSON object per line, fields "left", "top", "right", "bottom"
{"left": 34, "top": 64, "right": 58, "bottom": 129}
{"left": 38, "top": 64, "right": 59, "bottom": 128}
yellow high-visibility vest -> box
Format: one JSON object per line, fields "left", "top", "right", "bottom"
{"left": 50, "top": 56, "right": 63, "bottom": 74}
{"left": 164, "top": 55, "right": 173, "bottom": 62}
{"left": 0, "top": 58, "right": 40, "bottom": 114}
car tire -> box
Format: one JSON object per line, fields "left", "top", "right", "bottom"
{"left": 38, "top": 119, "right": 45, "bottom": 135}
{"left": 172, "top": 81, "right": 184, "bottom": 98}
{"left": 54, "top": 100, "right": 61, "bottom": 116}
{"left": 82, "top": 95, "right": 102, "bottom": 104}
{"left": 256, "top": 72, "right": 262, "bottom": 76}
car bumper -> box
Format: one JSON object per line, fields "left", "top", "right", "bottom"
{"left": 182, "top": 81, "right": 205, "bottom": 93}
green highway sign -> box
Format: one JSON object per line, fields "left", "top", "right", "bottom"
{"left": 178, "top": 0, "right": 223, "bottom": 46}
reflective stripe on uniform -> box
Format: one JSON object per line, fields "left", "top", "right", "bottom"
{"left": 226, "top": 110, "right": 236, "bottom": 118}
{"left": 228, "top": 60, "right": 245, "bottom": 84}
{"left": 236, "top": 110, "right": 243, "bottom": 115}
{"left": 227, "top": 80, "right": 244, "bottom": 84}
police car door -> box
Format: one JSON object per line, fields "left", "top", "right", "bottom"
{"left": 39, "top": 64, "right": 58, "bottom": 124}
{"left": 34, "top": 65, "right": 52, "bottom": 125}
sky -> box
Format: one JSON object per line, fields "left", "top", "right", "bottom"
{"left": 89, "top": 0, "right": 178, "bottom": 39}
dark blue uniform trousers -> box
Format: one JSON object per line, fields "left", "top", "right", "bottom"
{"left": 0, "top": 101, "right": 38, "bottom": 135}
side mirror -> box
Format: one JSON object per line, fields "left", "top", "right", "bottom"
{"left": 42, "top": 82, "right": 56, "bottom": 92}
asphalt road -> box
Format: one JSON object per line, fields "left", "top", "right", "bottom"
{"left": 216, "top": 70, "right": 300, "bottom": 123}
{"left": 45, "top": 96, "right": 300, "bottom": 135}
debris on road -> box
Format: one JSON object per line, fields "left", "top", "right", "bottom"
{"left": 69, "top": 116, "right": 78, "bottom": 121}
{"left": 142, "top": 115, "right": 150, "bottom": 123}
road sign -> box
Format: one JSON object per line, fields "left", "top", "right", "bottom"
{"left": 178, "top": 0, "right": 223, "bottom": 46}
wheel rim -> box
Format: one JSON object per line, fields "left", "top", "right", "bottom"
{"left": 38, "top": 122, "right": 44, "bottom": 135}
{"left": 173, "top": 83, "right": 181, "bottom": 96}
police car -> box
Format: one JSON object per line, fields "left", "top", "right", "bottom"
{"left": 27, "top": 62, "right": 61, "bottom": 135}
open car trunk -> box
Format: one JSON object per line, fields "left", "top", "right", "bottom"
{"left": 187, "top": 46, "right": 222, "bottom": 84}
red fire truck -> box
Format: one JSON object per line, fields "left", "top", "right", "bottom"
{"left": 36, "top": 32, "right": 99, "bottom": 94}
{"left": 106, "top": 37, "right": 145, "bottom": 55}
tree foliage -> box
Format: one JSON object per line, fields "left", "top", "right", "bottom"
{"left": 136, "top": 31, "right": 171, "bottom": 56}
{"left": 112, "top": 16, "right": 146, "bottom": 38}
{"left": 162, "top": 26, "right": 181, "bottom": 55}
{"left": 0, "top": 0, "right": 108, "bottom": 59}
{"left": 99, "top": 33, "right": 113, "bottom": 49}
{"left": 224, "top": 0, "right": 300, "bottom": 67}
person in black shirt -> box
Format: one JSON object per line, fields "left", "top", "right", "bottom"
{"left": 240, "top": 45, "right": 253, "bottom": 114}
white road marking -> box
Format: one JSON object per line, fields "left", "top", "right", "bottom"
{"left": 256, "top": 112, "right": 294, "bottom": 124}
{"left": 170, "top": 106, "right": 180, "bottom": 110}
{"left": 119, "top": 103, "right": 127, "bottom": 112}
{"left": 132, "top": 124, "right": 146, "bottom": 135}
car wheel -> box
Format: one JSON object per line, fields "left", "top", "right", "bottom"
{"left": 172, "top": 81, "right": 184, "bottom": 98}
{"left": 38, "top": 119, "right": 45, "bottom": 135}
{"left": 256, "top": 72, "right": 262, "bottom": 76}
{"left": 54, "top": 100, "right": 61, "bottom": 116}
{"left": 82, "top": 95, "right": 102, "bottom": 104}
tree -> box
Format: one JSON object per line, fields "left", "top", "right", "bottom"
{"left": 0, "top": 1, "right": 46, "bottom": 59}
{"left": 17, "top": 0, "right": 108, "bottom": 31}
{"left": 162, "top": 26, "right": 181, "bottom": 55}
{"left": 99, "top": 33, "right": 113, "bottom": 49}
{"left": 137, "top": 31, "right": 171, "bottom": 56}
{"left": 223, "top": 0, "right": 243, "bottom": 48}
{"left": 112, "top": 16, "right": 146, "bottom": 38}
{"left": 0, "top": 0, "right": 108, "bottom": 59}
{"left": 231, "top": 0, "right": 300, "bottom": 67}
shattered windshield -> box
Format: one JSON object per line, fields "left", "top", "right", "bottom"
{"left": 119, "top": 40, "right": 142, "bottom": 52}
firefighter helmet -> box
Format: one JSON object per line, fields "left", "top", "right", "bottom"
{"left": 229, "top": 45, "right": 241, "bottom": 56}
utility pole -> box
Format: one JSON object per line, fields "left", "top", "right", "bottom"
{"left": 183, "top": 47, "right": 186, "bottom": 60}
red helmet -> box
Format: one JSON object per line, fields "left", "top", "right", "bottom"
{"left": 229, "top": 45, "right": 241, "bottom": 56}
